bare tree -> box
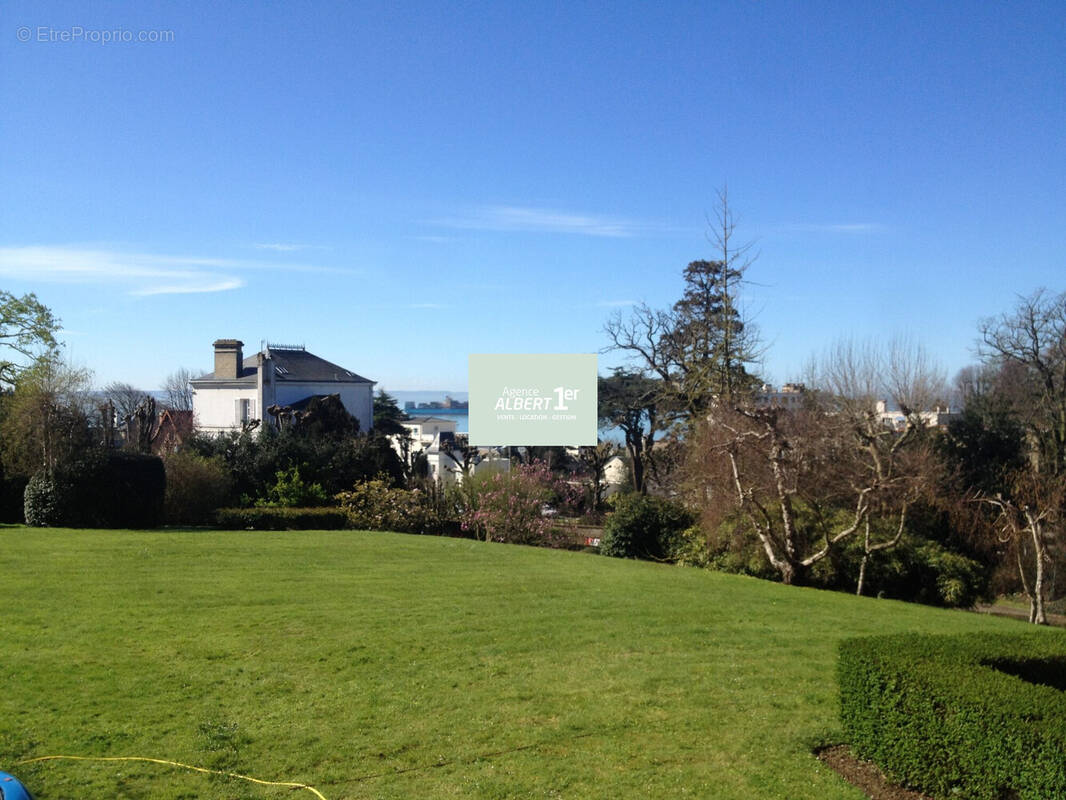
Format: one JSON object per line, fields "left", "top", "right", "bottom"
{"left": 162, "top": 367, "right": 196, "bottom": 411}
{"left": 978, "top": 474, "right": 1062, "bottom": 624}
{"left": 696, "top": 186, "right": 762, "bottom": 407}
{"left": 978, "top": 288, "right": 1066, "bottom": 477}
{"left": 603, "top": 189, "right": 762, "bottom": 424}
{"left": 812, "top": 337, "right": 945, "bottom": 594}
{"left": 103, "top": 381, "right": 145, "bottom": 422}
{"left": 689, "top": 337, "right": 943, "bottom": 588}
{"left": 691, "top": 404, "right": 862, "bottom": 585}
{"left": 969, "top": 288, "right": 1066, "bottom": 623}
{"left": 130, "top": 395, "right": 157, "bottom": 454}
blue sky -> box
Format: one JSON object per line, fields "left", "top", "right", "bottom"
{"left": 1, "top": 1, "right": 1063, "bottom": 392}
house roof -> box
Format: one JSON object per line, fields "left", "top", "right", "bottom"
{"left": 264, "top": 347, "right": 373, "bottom": 383}
{"left": 404, "top": 416, "right": 457, "bottom": 425}
{"left": 192, "top": 346, "right": 373, "bottom": 384}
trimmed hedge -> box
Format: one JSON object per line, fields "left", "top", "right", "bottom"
{"left": 24, "top": 452, "right": 165, "bottom": 528}
{"left": 839, "top": 632, "right": 1066, "bottom": 799}
{"left": 215, "top": 506, "right": 348, "bottom": 530}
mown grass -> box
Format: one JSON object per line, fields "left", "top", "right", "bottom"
{"left": 0, "top": 527, "right": 1051, "bottom": 799}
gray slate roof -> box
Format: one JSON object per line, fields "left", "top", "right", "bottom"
{"left": 265, "top": 348, "right": 373, "bottom": 383}
{"left": 193, "top": 347, "right": 373, "bottom": 384}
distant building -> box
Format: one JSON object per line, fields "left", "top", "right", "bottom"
{"left": 875, "top": 400, "right": 958, "bottom": 430}
{"left": 394, "top": 416, "right": 507, "bottom": 485}
{"left": 756, "top": 382, "right": 807, "bottom": 410}
{"left": 190, "top": 340, "right": 375, "bottom": 434}
{"left": 151, "top": 408, "right": 194, "bottom": 455}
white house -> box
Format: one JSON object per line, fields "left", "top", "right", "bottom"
{"left": 190, "top": 339, "right": 375, "bottom": 434}
{"left": 393, "top": 416, "right": 509, "bottom": 485}
{"left": 875, "top": 399, "right": 958, "bottom": 430}
{"left": 403, "top": 416, "right": 459, "bottom": 446}
{"left": 756, "top": 382, "right": 807, "bottom": 411}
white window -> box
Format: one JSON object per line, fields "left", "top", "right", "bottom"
{"left": 235, "top": 398, "right": 256, "bottom": 423}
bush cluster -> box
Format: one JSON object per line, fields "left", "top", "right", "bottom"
{"left": 214, "top": 507, "right": 348, "bottom": 530}
{"left": 24, "top": 452, "right": 165, "bottom": 528}
{"left": 839, "top": 632, "right": 1066, "bottom": 799}
{"left": 599, "top": 493, "right": 696, "bottom": 560}
{"left": 163, "top": 452, "right": 232, "bottom": 524}
{"left": 254, "top": 466, "right": 328, "bottom": 508}
{"left": 456, "top": 462, "right": 574, "bottom": 546}
{"left": 185, "top": 426, "right": 404, "bottom": 504}
{"left": 335, "top": 479, "right": 457, "bottom": 535}
{"left": 699, "top": 501, "right": 987, "bottom": 607}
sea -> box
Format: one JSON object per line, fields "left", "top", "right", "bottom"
{"left": 390, "top": 390, "right": 469, "bottom": 433}
{"left": 388, "top": 390, "right": 628, "bottom": 443}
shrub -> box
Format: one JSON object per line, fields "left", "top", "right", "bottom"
{"left": 839, "top": 632, "right": 1066, "bottom": 799}
{"left": 214, "top": 507, "right": 348, "bottom": 530}
{"left": 599, "top": 493, "right": 696, "bottom": 560}
{"left": 335, "top": 479, "right": 456, "bottom": 535}
{"left": 163, "top": 452, "right": 233, "bottom": 524}
{"left": 456, "top": 462, "right": 569, "bottom": 546}
{"left": 695, "top": 499, "right": 988, "bottom": 606}
{"left": 24, "top": 471, "right": 67, "bottom": 526}
{"left": 255, "top": 466, "right": 328, "bottom": 508}
{"left": 23, "top": 452, "right": 165, "bottom": 528}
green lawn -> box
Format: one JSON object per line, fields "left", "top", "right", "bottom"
{"left": 0, "top": 527, "right": 1054, "bottom": 800}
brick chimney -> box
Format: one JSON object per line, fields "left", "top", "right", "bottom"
{"left": 213, "top": 339, "right": 244, "bottom": 380}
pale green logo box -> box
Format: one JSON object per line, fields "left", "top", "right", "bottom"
{"left": 469, "top": 354, "right": 598, "bottom": 446}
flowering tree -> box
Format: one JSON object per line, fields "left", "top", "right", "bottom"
{"left": 458, "top": 461, "right": 577, "bottom": 546}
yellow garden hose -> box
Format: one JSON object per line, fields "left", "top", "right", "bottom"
{"left": 16, "top": 754, "right": 328, "bottom": 799}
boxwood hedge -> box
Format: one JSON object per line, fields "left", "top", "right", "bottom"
{"left": 839, "top": 631, "right": 1066, "bottom": 800}
{"left": 215, "top": 506, "right": 348, "bottom": 530}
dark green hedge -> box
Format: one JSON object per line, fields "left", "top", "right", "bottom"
{"left": 599, "top": 493, "right": 696, "bottom": 560}
{"left": 215, "top": 506, "right": 348, "bottom": 530}
{"left": 839, "top": 632, "right": 1066, "bottom": 799}
{"left": 24, "top": 452, "right": 165, "bottom": 528}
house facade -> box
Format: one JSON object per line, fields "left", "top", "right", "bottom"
{"left": 190, "top": 339, "right": 375, "bottom": 434}
{"left": 393, "top": 415, "right": 509, "bottom": 485}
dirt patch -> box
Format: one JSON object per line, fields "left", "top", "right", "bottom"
{"left": 817, "top": 745, "right": 933, "bottom": 800}
{"left": 974, "top": 604, "right": 1066, "bottom": 628}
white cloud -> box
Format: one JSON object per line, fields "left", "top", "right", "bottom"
{"left": 780, "top": 222, "right": 887, "bottom": 234}
{"left": 431, "top": 205, "right": 678, "bottom": 238}
{"left": 131, "top": 278, "right": 247, "bottom": 296}
{"left": 253, "top": 242, "right": 313, "bottom": 252}
{"left": 0, "top": 245, "right": 350, "bottom": 296}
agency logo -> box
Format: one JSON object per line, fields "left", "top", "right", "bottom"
{"left": 469, "top": 353, "right": 597, "bottom": 446}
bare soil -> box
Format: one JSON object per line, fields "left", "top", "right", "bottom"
{"left": 817, "top": 745, "right": 933, "bottom": 800}
{"left": 974, "top": 603, "right": 1066, "bottom": 628}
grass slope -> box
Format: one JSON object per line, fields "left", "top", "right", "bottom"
{"left": 0, "top": 528, "right": 1049, "bottom": 799}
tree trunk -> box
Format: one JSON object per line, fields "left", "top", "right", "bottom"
{"left": 1028, "top": 511, "right": 1049, "bottom": 625}
{"left": 856, "top": 555, "right": 868, "bottom": 597}
{"left": 778, "top": 560, "right": 796, "bottom": 585}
